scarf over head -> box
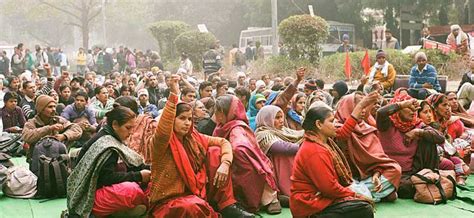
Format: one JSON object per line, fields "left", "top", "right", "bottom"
{"left": 335, "top": 94, "right": 401, "bottom": 187}
{"left": 255, "top": 105, "right": 304, "bottom": 154}
{"left": 389, "top": 91, "right": 420, "bottom": 133}
{"left": 213, "top": 95, "right": 277, "bottom": 191}
{"left": 426, "top": 93, "right": 453, "bottom": 132}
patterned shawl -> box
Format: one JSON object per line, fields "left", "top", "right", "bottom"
{"left": 67, "top": 134, "right": 144, "bottom": 217}
{"left": 255, "top": 105, "right": 304, "bottom": 154}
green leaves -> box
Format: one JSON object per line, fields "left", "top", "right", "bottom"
{"left": 279, "top": 14, "right": 329, "bottom": 63}
{"left": 174, "top": 31, "right": 217, "bottom": 70}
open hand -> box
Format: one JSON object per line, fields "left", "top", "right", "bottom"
{"left": 213, "top": 162, "right": 230, "bottom": 189}
{"left": 372, "top": 173, "right": 382, "bottom": 192}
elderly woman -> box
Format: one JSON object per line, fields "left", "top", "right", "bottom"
{"left": 68, "top": 106, "right": 149, "bottom": 217}
{"left": 148, "top": 75, "right": 253, "bottom": 217}
{"left": 290, "top": 106, "right": 374, "bottom": 218}
{"left": 408, "top": 51, "right": 441, "bottom": 99}
{"left": 255, "top": 105, "right": 304, "bottom": 201}
{"left": 377, "top": 91, "right": 445, "bottom": 198}
{"left": 214, "top": 95, "right": 281, "bottom": 214}
{"left": 363, "top": 50, "right": 396, "bottom": 92}
{"left": 335, "top": 92, "right": 401, "bottom": 202}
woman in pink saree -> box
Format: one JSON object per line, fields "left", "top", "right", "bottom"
{"left": 213, "top": 95, "right": 281, "bottom": 214}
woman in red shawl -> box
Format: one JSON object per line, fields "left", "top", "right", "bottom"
{"left": 377, "top": 89, "right": 445, "bottom": 198}
{"left": 213, "top": 95, "right": 281, "bottom": 214}
{"left": 290, "top": 105, "right": 374, "bottom": 218}
{"left": 148, "top": 76, "right": 254, "bottom": 217}
{"left": 335, "top": 92, "right": 401, "bottom": 202}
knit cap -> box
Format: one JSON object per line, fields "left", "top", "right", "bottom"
{"left": 35, "top": 95, "right": 55, "bottom": 114}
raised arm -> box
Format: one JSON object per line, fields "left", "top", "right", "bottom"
{"left": 272, "top": 67, "right": 305, "bottom": 113}
{"left": 36, "top": 64, "right": 54, "bottom": 96}
{"left": 151, "top": 75, "right": 180, "bottom": 157}
{"left": 376, "top": 99, "right": 418, "bottom": 132}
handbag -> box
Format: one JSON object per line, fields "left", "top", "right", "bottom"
{"left": 411, "top": 169, "right": 456, "bottom": 204}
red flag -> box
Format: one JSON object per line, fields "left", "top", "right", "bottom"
{"left": 344, "top": 52, "right": 351, "bottom": 79}
{"left": 361, "top": 49, "right": 371, "bottom": 76}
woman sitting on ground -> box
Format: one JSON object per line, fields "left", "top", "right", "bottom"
{"left": 426, "top": 94, "right": 471, "bottom": 185}
{"left": 377, "top": 92, "right": 445, "bottom": 198}
{"left": 255, "top": 105, "right": 304, "bottom": 204}
{"left": 290, "top": 106, "right": 374, "bottom": 218}
{"left": 247, "top": 93, "right": 267, "bottom": 131}
{"left": 335, "top": 92, "right": 401, "bottom": 202}
{"left": 447, "top": 92, "right": 474, "bottom": 127}
{"left": 67, "top": 106, "right": 150, "bottom": 217}
{"left": 286, "top": 92, "right": 306, "bottom": 130}
{"left": 148, "top": 75, "right": 253, "bottom": 217}
{"left": 412, "top": 101, "right": 445, "bottom": 173}
{"left": 213, "top": 95, "right": 281, "bottom": 214}
{"left": 191, "top": 99, "right": 216, "bottom": 136}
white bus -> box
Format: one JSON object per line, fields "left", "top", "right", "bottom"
{"left": 238, "top": 21, "right": 356, "bottom": 57}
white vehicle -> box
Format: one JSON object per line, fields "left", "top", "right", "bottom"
{"left": 239, "top": 21, "right": 356, "bottom": 57}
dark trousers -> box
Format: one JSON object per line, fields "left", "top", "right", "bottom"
{"left": 312, "top": 200, "right": 374, "bottom": 218}
{"left": 398, "top": 173, "right": 416, "bottom": 199}
{"left": 408, "top": 88, "right": 429, "bottom": 100}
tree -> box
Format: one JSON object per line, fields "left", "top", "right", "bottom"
{"left": 149, "top": 21, "right": 190, "bottom": 59}
{"left": 279, "top": 15, "right": 329, "bottom": 62}
{"left": 38, "top": 0, "right": 105, "bottom": 49}
{"left": 175, "top": 31, "right": 217, "bottom": 70}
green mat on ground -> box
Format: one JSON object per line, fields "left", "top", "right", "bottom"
{"left": 1, "top": 157, "right": 474, "bottom": 218}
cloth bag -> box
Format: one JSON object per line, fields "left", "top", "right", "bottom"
{"left": 2, "top": 166, "right": 37, "bottom": 198}
{"left": 411, "top": 169, "right": 456, "bottom": 204}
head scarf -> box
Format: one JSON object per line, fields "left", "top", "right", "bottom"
{"left": 255, "top": 105, "right": 304, "bottom": 153}
{"left": 389, "top": 92, "right": 420, "bottom": 133}
{"left": 288, "top": 93, "right": 306, "bottom": 124}
{"left": 426, "top": 93, "right": 452, "bottom": 131}
{"left": 335, "top": 93, "right": 377, "bottom": 131}
{"left": 248, "top": 94, "right": 264, "bottom": 117}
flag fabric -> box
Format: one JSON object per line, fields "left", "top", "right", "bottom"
{"left": 344, "top": 51, "right": 351, "bottom": 79}
{"left": 361, "top": 49, "right": 371, "bottom": 76}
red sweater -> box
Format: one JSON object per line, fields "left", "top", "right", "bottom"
{"left": 290, "top": 118, "right": 356, "bottom": 217}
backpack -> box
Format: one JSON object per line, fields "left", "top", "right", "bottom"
{"left": 30, "top": 137, "right": 68, "bottom": 177}
{"left": 0, "top": 133, "right": 24, "bottom": 157}
{"left": 411, "top": 169, "right": 457, "bottom": 204}
{"left": 2, "top": 166, "right": 37, "bottom": 198}
{"left": 36, "top": 154, "right": 71, "bottom": 198}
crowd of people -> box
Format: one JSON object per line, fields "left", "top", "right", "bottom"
{"left": 0, "top": 40, "right": 473, "bottom": 218}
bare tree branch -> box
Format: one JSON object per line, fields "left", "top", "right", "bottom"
{"left": 88, "top": 8, "right": 102, "bottom": 23}
{"left": 27, "top": 30, "right": 53, "bottom": 46}
{"left": 65, "top": 22, "right": 83, "bottom": 28}
{"left": 67, "top": 1, "right": 83, "bottom": 13}
{"left": 38, "top": 0, "right": 81, "bottom": 21}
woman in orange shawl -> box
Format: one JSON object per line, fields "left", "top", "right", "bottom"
{"left": 335, "top": 92, "right": 401, "bottom": 202}
{"left": 148, "top": 76, "right": 253, "bottom": 217}
{"left": 213, "top": 95, "right": 281, "bottom": 214}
